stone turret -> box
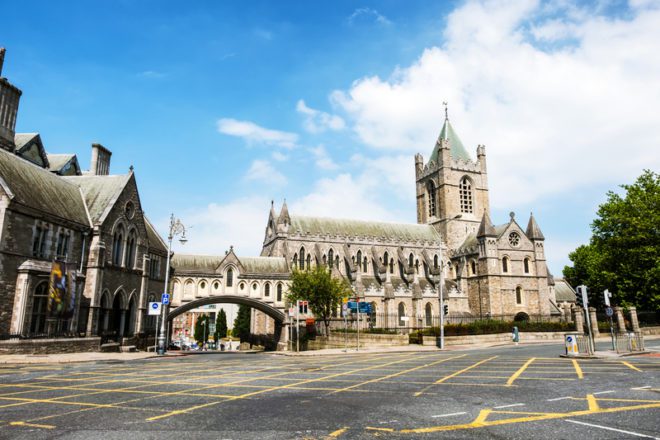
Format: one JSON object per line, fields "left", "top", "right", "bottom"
{"left": 0, "top": 48, "right": 23, "bottom": 152}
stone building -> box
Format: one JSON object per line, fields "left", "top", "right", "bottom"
{"left": 0, "top": 48, "right": 167, "bottom": 346}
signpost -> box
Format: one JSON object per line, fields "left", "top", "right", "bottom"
{"left": 148, "top": 302, "right": 162, "bottom": 353}
{"left": 577, "top": 285, "right": 594, "bottom": 354}
{"left": 604, "top": 289, "right": 615, "bottom": 350}
{"left": 342, "top": 300, "right": 348, "bottom": 352}
{"left": 161, "top": 293, "right": 170, "bottom": 305}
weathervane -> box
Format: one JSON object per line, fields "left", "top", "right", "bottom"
{"left": 443, "top": 101, "right": 448, "bottom": 120}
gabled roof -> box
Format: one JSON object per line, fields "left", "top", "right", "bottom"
{"left": 13, "top": 133, "right": 49, "bottom": 168}
{"left": 554, "top": 278, "right": 576, "bottom": 302}
{"left": 172, "top": 254, "right": 223, "bottom": 275}
{"left": 428, "top": 118, "right": 473, "bottom": 164}
{"left": 47, "top": 154, "right": 81, "bottom": 176}
{"left": 14, "top": 133, "right": 38, "bottom": 150}
{"left": 63, "top": 174, "right": 131, "bottom": 224}
{"left": 240, "top": 256, "right": 288, "bottom": 274}
{"left": 0, "top": 147, "right": 89, "bottom": 225}
{"left": 289, "top": 215, "right": 442, "bottom": 243}
{"left": 171, "top": 253, "right": 288, "bottom": 276}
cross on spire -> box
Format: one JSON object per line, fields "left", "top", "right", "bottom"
{"left": 443, "top": 101, "right": 448, "bottom": 121}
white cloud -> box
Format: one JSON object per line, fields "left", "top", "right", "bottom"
{"left": 296, "top": 100, "right": 345, "bottom": 133}
{"left": 309, "top": 145, "right": 338, "bottom": 170}
{"left": 332, "top": 0, "right": 660, "bottom": 209}
{"left": 217, "top": 118, "right": 298, "bottom": 149}
{"left": 244, "top": 160, "right": 287, "bottom": 186}
{"left": 347, "top": 7, "right": 392, "bottom": 26}
{"left": 271, "top": 151, "right": 288, "bottom": 162}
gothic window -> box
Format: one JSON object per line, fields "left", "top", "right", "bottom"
{"left": 425, "top": 303, "right": 433, "bottom": 327}
{"left": 293, "top": 253, "right": 298, "bottom": 268}
{"left": 516, "top": 286, "right": 523, "bottom": 305}
{"left": 32, "top": 224, "right": 48, "bottom": 258}
{"left": 149, "top": 255, "right": 161, "bottom": 279}
{"left": 470, "top": 260, "right": 477, "bottom": 276}
{"left": 524, "top": 258, "right": 531, "bottom": 274}
{"left": 252, "top": 283, "right": 258, "bottom": 291}
{"left": 383, "top": 252, "right": 388, "bottom": 269}
{"left": 322, "top": 254, "right": 327, "bottom": 265}
{"left": 276, "top": 284, "right": 283, "bottom": 302}
{"left": 356, "top": 250, "right": 362, "bottom": 268}
{"left": 328, "top": 249, "right": 334, "bottom": 268}
{"left": 299, "top": 247, "right": 306, "bottom": 270}
{"left": 427, "top": 181, "right": 437, "bottom": 217}
{"left": 508, "top": 232, "right": 521, "bottom": 247}
{"left": 389, "top": 258, "right": 394, "bottom": 274}
{"left": 264, "top": 283, "right": 270, "bottom": 297}
{"left": 226, "top": 268, "right": 233, "bottom": 287}
{"left": 363, "top": 258, "right": 368, "bottom": 273}
{"left": 433, "top": 255, "right": 439, "bottom": 269}
{"left": 335, "top": 255, "right": 340, "bottom": 269}
{"left": 307, "top": 254, "right": 312, "bottom": 270}
{"left": 459, "top": 177, "right": 473, "bottom": 214}
{"left": 398, "top": 302, "right": 406, "bottom": 327}
{"left": 125, "top": 230, "right": 137, "bottom": 269}
{"left": 55, "top": 229, "right": 70, "bottom": 259}
{"left": 502, "top": 257, "right": 509, "bottom": 273}
{"left": 29, "top": 282, "right": 49, "bottom": 335}
{"left": 112, "top": 225, "right": 125, "bottom": 266}
{"left": 415, "top": 259, "right": 420, "bottom": 274}
{"left": 408, "top": 253, "right": 414, "bottom": 268}
{"left": 184, "top": 280, "right": 194, "bottom": 298}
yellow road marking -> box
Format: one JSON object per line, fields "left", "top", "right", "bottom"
{"left": 506, "top": 358, "right": 536, "bottom": 386}
{"left": 621, "top": 361, "right": 642, "bottom": 372}
{"left": 415, "top": 356, "right": 498, "bottom": 396}
{"left": 330, "top": 355, "right": 467, "bottom": 394}
{"left": 327, "top": 426, "right": 349, "bottom": 437}
{"left": 9, "top": 421, "right": 55, "bottom": 429}
{"left": 586, "top": 394, "right": 600, "bottom": 411}
{"left": 365, "top": 427, "right": 394, "bottom": 432}
{"left": 572, "top": 359, "right": 583, "bottom": 379}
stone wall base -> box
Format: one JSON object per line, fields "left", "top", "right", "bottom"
{"left": 308, "top": 333, "right": 409, "bottom": 350}
{"left": 0, "top": 337, "right": 101, "bottom": 355}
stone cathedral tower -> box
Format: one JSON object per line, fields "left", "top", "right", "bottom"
{"left": 415, "top": 108, "right": 490, "bottom": 251}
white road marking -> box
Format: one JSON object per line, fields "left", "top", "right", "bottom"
{"left": 494, "top": 403, "right": 525, "bottom": 409}
{"left": 566, "top": 419, "right": 659, "bottom": 439}
{"left": 593, "top": 390, "right": 615, "bottom": 395}
{"left": 431, "top": 412, "right": 467, "bottom": 418}
{"left": 547, "top": 396, "right": 571, "bottom": 401}
{"left": 632, "top": 385, "right": 651, "bottom": 390}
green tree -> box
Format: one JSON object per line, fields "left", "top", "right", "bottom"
{"left": 233, "top": 305, "right": 251, "bottom": 342}
{"left": 563, "top": 170, "right": 660, "bottom": 309}
{"left": 194, "top": 314, "right": 210, "bottom": 345}
{"left": 215, "top": 308, "right": 228, "bottom": 341}
{"left": 286, "top": 266, "right": 351, "bottom": 336}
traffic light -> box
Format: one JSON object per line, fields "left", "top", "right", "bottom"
{"left": 575, "top": 285, "right": 588, "bottom": 308}
{"left": 443, "top": 305, "right": 449, "bottom": 316}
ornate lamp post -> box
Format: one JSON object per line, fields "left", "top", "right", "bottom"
{"left": 157, "top": 214, "right": 187, "bottom": 355}
{"left": 436, "top": 214, "right": 462, "bottom": 350}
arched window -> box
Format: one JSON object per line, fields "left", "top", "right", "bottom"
{"left": 427, "top": 181, "right": 437, "bottom": 217}
{"left": 470, "top": 260, "right": 476, "bottom": 276}
{"left": 356, "top": 250, "right": 362, "bottom": 268}
{"left": 363, "top": 257, "right": 368, "bottom": 273}
{"left": 112, "top": 225, "right": 124, "bottom": 266}
{"left": 125, "top": 230, "right": 137, "bottom": 269}
{"left": 184, "top": 280, "right": 194, "bottom": 298}
{"left": 433, "top": 255, "right": 439, "bottom": 270}
{"left": 264, "top": 283, "right": 270, "bottom": 297}
{"left": 335, "top": 255, "right": 340, "bottom": 269}
{"left": 307, "top": 254, "right": 311, "bottom": 270}
{"left": 389, "top": 258, "right": 394, "bottom": 274}
{"left": 398, "top": 302, "right": 406, "bottom": 327}
{"left": 502, "top": 257, "right": 509, "bottom": 273}
{"left": 425, "top": 303, "right": 433, "bottom": 326}
{"left": 383, "top": 252, "right": 388, "bottom": 270}
{"left": 524, "top": 258, "right": 531, "bottom": 274}
{"left": 299, "top": 247, "right": 306, "bottom": 270}
{"left": 408, "top": 253, "right": 414, "bottom": 268}
{"left": 516, "top": 286, "right": 523, "bottom": 305}
{"left": 293, "top": 253, "right": 298, "bottom": 268}
{"left": 328, "top": 249, "right": 334, "bottom": 268}
{"left": 459, "top": 177, "right": 473, "bottom": 214}
{"left": 276, "top": 284, "right": 283, "bottom": 302}
{"left": 226, "top": 268, "right": 233, "bottom": 287}
{"left": 415, "top": 259, "right": 420, "bottom": 274}
{"left": 29, "top": 282, "right": 49, "bottom": 335}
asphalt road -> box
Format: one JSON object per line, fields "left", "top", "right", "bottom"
{"left": 0, "top": 343, "right": 658, "bottom": 439}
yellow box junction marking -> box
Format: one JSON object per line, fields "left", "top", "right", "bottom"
{"left": 506, "top": 358, "right": 536, "bottom": 386}
{"left": 415, "top": 356, "right": 498, "bottom": 396}
{"left": 572, "top": 359, "right": 584, "bottom": 379}
{"left": 327, "top": 426, "right": 349, "bottom": 438}
{"left": 9, "top": 421, "right": 55, "bottom": 429}
{"left": 621, "top": 361, "right": 642, "bottom": 372}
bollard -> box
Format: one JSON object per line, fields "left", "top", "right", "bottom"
{"left": 512, "top": 326, "right": 520, "bottom": 346}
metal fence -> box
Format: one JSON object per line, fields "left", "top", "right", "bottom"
{"left": 637, "top": 310, "right": 660, "bottom": 327}
{"left": 615, "top": 332, "right": 645, "bottom": 354}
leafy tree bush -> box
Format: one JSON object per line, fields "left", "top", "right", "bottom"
{"left": 233, "top": 305, "right": 251, "bottom": 342}
{"left": 194, "top": 314, "right": 210, "bottom": 345}
{"left": 215, "top": 308, "right": 228, "bottom": 341}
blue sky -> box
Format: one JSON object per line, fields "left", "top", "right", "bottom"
{"left": 2, "top": 0, "right": 659, "bottom": 276}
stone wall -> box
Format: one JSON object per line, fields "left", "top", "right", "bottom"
{"left": 307, "top": 332, "right": 408, "bottom": 350}
{"left": 0, "top": 337, "right": 101, "bottom": 354}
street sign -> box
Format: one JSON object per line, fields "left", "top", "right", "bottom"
{"left": 148, "top": 302, "right": 161, "bottom": 315}
{"left": 347, "top": 301, "right": 372, "bottom": 314}
{"left": 288, "top": 307, "right": 295, "bottom": 317}
{"left": 603, "top": 289, "right": 612, "bottom": 307}
{"left": 605, "top": 307, "right": 614, "bottom": 317}
{"left": 400, "top": 316, "right": 410, "bottom": 322}
{"left": 161, "top": 293, "right": 170, "bottom": 305}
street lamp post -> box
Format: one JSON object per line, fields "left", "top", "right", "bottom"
{"left": 157, "top": 214, "right": 187, "bottom": 356}
{"left": 436, "top": 214, "right": 462, "bottom": 350}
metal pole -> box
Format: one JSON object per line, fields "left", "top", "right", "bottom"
{"left": 584, "top": 307, "right": 594, "bottom": 354}
{"left": 439, "top": 259, "right": 445, "bottom": 350}
{"left": 344, "top": 306, "right": 347, "bottom": 352}
{"left": 609, "top": 316, "right": 615, "bottom": 350}
{"left": 153, "top": 311, "right": 159, "bottom": 353}
{"left": 157, "top": 218, "right": 174, "bottom": 355}
{"left": 356, "top": 297, "right": 360, "bottom": 352}
{"left": 296, "top": 300, "right": 299, "bottom": 353}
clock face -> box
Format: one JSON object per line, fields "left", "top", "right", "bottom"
{"left": 508, "top": 232, "right": 521, "bottom": 247}
{"left": 125, "top": 201, "right": 135, "bottom": 219}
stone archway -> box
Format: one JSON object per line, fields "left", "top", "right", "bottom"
{"left": 167, "top": 296, "right": 288, "bottom": 350}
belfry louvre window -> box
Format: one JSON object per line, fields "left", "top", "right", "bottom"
{"left": 427, "top": 181, "right": 437, "bottom": 217}
{"left": 459, "top": 177, "right": 473, "bottom": 213}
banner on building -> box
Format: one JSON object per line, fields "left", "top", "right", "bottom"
{"left": 47, "top": 261, "right": 67, "bottom": 315}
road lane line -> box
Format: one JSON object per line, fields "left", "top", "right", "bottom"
{"left": 572, "top": 359, "right": 583, "bottom": 379}
{"left": 431, "top": 412, "right": 467, "bottom": 418}
{"left": 593, "top": 390, "right": 615, "bottom": 395}
{"left": 547, "top": 397, "right": 571, "bottom": 401}
{"left": 622, "top": 361, "right": 643, "bottom": 372}
{"left": 327, "top": 427, "right": 349, "bottom": 438}
{"left": 493, "top": 403, "right": 525, "bottom": 409}
{"left": 632, "top": 386, "right": 651, "bottom": 390}
{"left": 414, "top": 356, "right": 498, "bottom": 396}
{"left": 566, "top": 419, "right": 658, "bottom": 439}
{"left": 506, "top": 358, "right": 535, "bottom": 386}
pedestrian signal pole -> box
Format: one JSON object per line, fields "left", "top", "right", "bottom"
{"left": 577, "top": 285, "right": 594, "bottom": 354}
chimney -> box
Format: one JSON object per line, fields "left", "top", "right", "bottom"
{"left": 90, "top": 143, "right": 112, "bottom": 175}
{"left": 0, "top": 48, "right": 22, "bottom": 152}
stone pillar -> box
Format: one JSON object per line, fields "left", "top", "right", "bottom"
{"left": 563, "top": 304, "right": 572, "bottom": 322}
{"left": 573, "top": 306, "right": 584, "bottom": 333}
{"left": 614, "top": 306, "right": 626, "bottom": 333}
{"left": 588, "top": 307, "right": 599, "bottom": 337}
{"left": 629, "top": 307, "right": 640, "bottom": 332}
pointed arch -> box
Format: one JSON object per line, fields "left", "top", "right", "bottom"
{"left": 427, "top": 180, "right": 437, "bottom": 217}
{"left": 327, "top": 248, "right": 334, "bottom": 268}
{"left": 299, "top": 246, "right": 306, "bottom": 270}
{"left": 459, "top": 176, "right": 474, "bottom": 214}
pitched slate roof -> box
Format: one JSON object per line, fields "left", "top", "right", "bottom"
{"left": 171, "top": 254, "right": 222, "bottom": 274}
{"left": 63, "top": 174, "right": 130, "bottom": 224}
{"left": 0, "top": 147, "right": 89, "bottom": 225}
{"left": 554, "top": 278, "right": 576, "bottom": 302}
{"left": 47, "top": 154, "right": 76, "bottom": 172}
{"left": 14, "top": 133, "right": 38, "bottom": 150}
{"left": 289, "top": 215, "right": 442, "bottom": 243}
{"left": 428, "top": 119, "right": 473, "bottom": 164}
{"left": 458, "top": 224, "right": 508, "bottom": 252}
{"left": 240, "top": 256, "right": 288, "bottom": 274}
{"left": 144, "top": 216, "right": 168, "bottom": 254}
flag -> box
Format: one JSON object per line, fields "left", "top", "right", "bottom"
{"left": 47, "top": 261, "right": 67, "bottom": 315}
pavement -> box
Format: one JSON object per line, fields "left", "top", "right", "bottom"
{"left": 1, "top": 335, "right": 657, "bottom": 364}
